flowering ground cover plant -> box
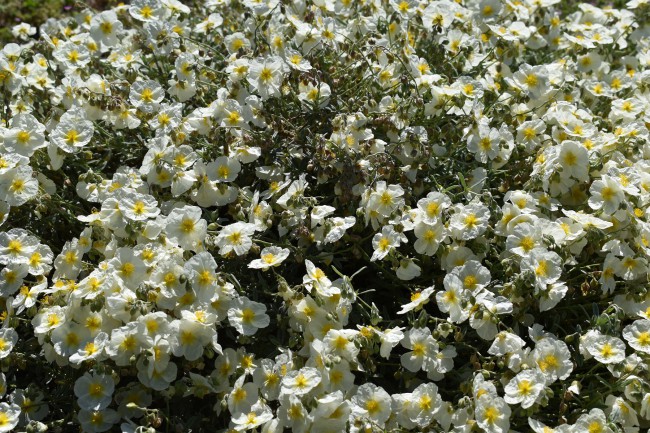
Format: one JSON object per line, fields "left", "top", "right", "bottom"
{"left": 2, "top": 0, "right": 650, "bottom": 431}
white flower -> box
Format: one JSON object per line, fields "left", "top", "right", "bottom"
{"left": 194, "top": 12, "right": 223, "bottom": 34}
{"left": 449, "top": 200, "right": 490, "bottom": 240}
{"left": 215, "top": 222, "right": 256, "bottom": 256}
{"left": 351, "top": 383, "right": 392, "bottom": 426}
{"left": 165, "top": 205, "right": 207, "bottom": 251}
{"left": 371, "top": 225, "right": 401, "bottom": 261}
{"left": 129, "top": 80, "right": 165, "bottom": 113}
{"left": 77, "top": 408, "right": 120, "bottom": 433}
{"left": 247, "top": 56, "right": 286, "bottom": 100}
{"left": 452, "top": 260, "right": 491, "bottom": 292}
{"left": 32, "top": 306, "right": 67, "bottom": 335}
{"left": 11, "top": 23, "right": 36, "bottom": 40}
{"left": 248, "top": 246, "right": 290, "bottom": 270}
{"left": 0, "top": 263, "right": 27, "bottom": 296}
{"left": 322, "top": 216, "right": 356, "bottom": 244}
{"left": 207, "top": 156, "right": 241, "bottom": 183}
{"left": 374, "top": 326, "right": 404, "bottom": 359}
{"left": 298, "top": 81, "right": 331, "bottom": 109}
{"left": 3, "top": 113, "right": 46, "bottom": 157}
{"left": 400, "top": 327, "right": 438, "bottom": 373}
{"left": 129, "top": 0, "right": 165, "bottom": 21}
{"left": 467, "top": 122, "right": 501, "bottom": 163}
{"left": 228, "top": 376, "right": 259, "bottom": 415}
{"left": 511, "top": 64, "right": 549, "bottom": 98}
{"left": 280, "top": 367, "right": 321, "bottom": 397}
{"left": 0, "top": 403, "right": 21, "bottom": 433}
{"left": 575, "top": 409, "right": 613, "bottom": 433}
{"left": 53, "top": 41, "right": 90, "bottom": 70}
{"left": 228, "top": 297, "right": 270, "bottom": 335}
{"left": 623, "top": 319, "right": 650, "bottom": 354}
{"left": 469, "top": 292, "right": 513, "bottom": 341}
{"left": 120, "top": 191, "right": 160, "bottom": 221}
{"left": 0, "top": 228, "right": 38, "bottom": 265}
{"left": 606, "top": 394, "right": 638, "bottom": 427}
{"left": 106, "top": 323, "right": 147, "bottom": 366}
{"left": 303, "top": 260, "right": 339, "bottom": 297}
{"left": 51, "top": 108, "right": 94, "bottom": 153}
{"left": 169, "top": 319, "right": 215, "bottom": 361}
{"left": 436, "top": 275, "right": 469, "bottom": 323}
{"left": 504, "top": 368, "right": 546, "bottom": 408}
{"left": 539, "top": 282, "right": 569, "bottom": 311}
{"left": 531, "top": 337, "right": 573, "bottom": 382}
{"left": 413, "top": 221, "right": 446, "bottom": 256}
{"left": 0, "top": 328, "right": 17, "bottom": 359}
{"left": 73, "top": 372, "right": 115, "bottom": 411}
{"left": 396, "top": 258, "right": 422, "bottom": 281}
{"left": 587, "top": 333, "right": 626, "bottom": 364}
{"left": 589, "top": 175, "right": 625, "bottom": 214}
{"left": 90, "top": 10, "right": 123, "bottom": 47}
{"left": 108, "top": 247, "right": 147, "bottom": 290}
{"left": 408, "top": 383, "right": 441, "bottom": 427}
{"left": 475, "top": 395, "right": 511, "bottom": 433}
{"left": 488, "top": 331, "right": 526, "bottom": 356}
{"left": 521, "top": 248, "right": 563, "bottom": 289}
{"left": 398, "top": 286, "right": 434, "bottom": 315}
{"left": 231, "top": 401, "right": 273, "bottom": 431}
{"left": 0, "top": 165, "right": 39, "bottom": 206}
{"left": 69, "top": 332, "right": 109, "bottom": 364}
{"left": 184, "top": 252, "right": 218, "bottom": 299}
{"left": 367, "top": 182, "right": 405, "bottom": 219}
{"left": 558, "top": 140, "right": 589, "bottom": 183}
{"left": 506, "top": 222, "right": 543, "bottom": 257}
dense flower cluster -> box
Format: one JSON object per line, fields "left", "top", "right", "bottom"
{"left": 2, "top": 0, "right": 650, "bottom": 431}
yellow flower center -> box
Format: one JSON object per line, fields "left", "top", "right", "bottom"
{"left": 464, "top": 214, "right": 478, "bottom": 228}
{"left": 518, "top": 380, "right": 532, "bottom": 395}
{"left": 65, "top": 130, "right": 80, "bottom": 145}
{"left": 140, "top": 88, "right": 154, "bottom": 103}
{"left": 520, "top": 236, "right": 535, "bottom": 252}
{"left": 418, "top": 395, "right": 432, "bottom": 410}
{"left": 365, "top": 399, "right": 380, "bottom": 415}
{"left": 588, "top": 421, "right": 603, "bottom": 433}
{"left": 68, "top": 50, "right": 80, "bottom": 63}
{"left": 295, "top": 373, "right": 308, "bottom": 388}
{"left": 89, "top": 383, "right": 104, "bottom": 397}
{"left": 412, "top": 343, "right": 426, "bottom": 357}
{"left": 538, "top": 354, "right": 558, "bottom": 372}
{"left": 464, "top": 275, "right": 478, "bottom": 290}
{"left": 483, "top": 406, "right": 499, "bottom": 424}
{"left": 259, "top": 67, "right": 273, "bottom": 82}
{"left": 426, "top": 202, "right": 440, "bottom": 217}
{"left": 140, "top": 5, "right": 154, "bottom": 18}
{"left": 7, "top": 239, "right": 22, "bottom": 254}
{"left": 181, "top": 218, "right": 195, "bottom": 234}
{"left": 132, "top": 201, "right": 146, "bottom": 215}
{"left": 16, "top": 130, "right": 31, "bottom": 144}
{"left": 526, "top": 74, "right": 538, "bottom": 87}
{"left": 121, "top": 262, "right": 135, "bottom": 277}
{"left": 563, "top": 151, "right": 577, "bottom": 166}
{"left": 241, "top": 308, "right": 255, "bottom": 324}
{"left": 100, "top": 21, "right": 113, "bottom": 34}
{"left": 600, "top": 343, "right": 614, "bottom": 359}
{"left": 601, "top": 187, "right": 615, "bottom": 201}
